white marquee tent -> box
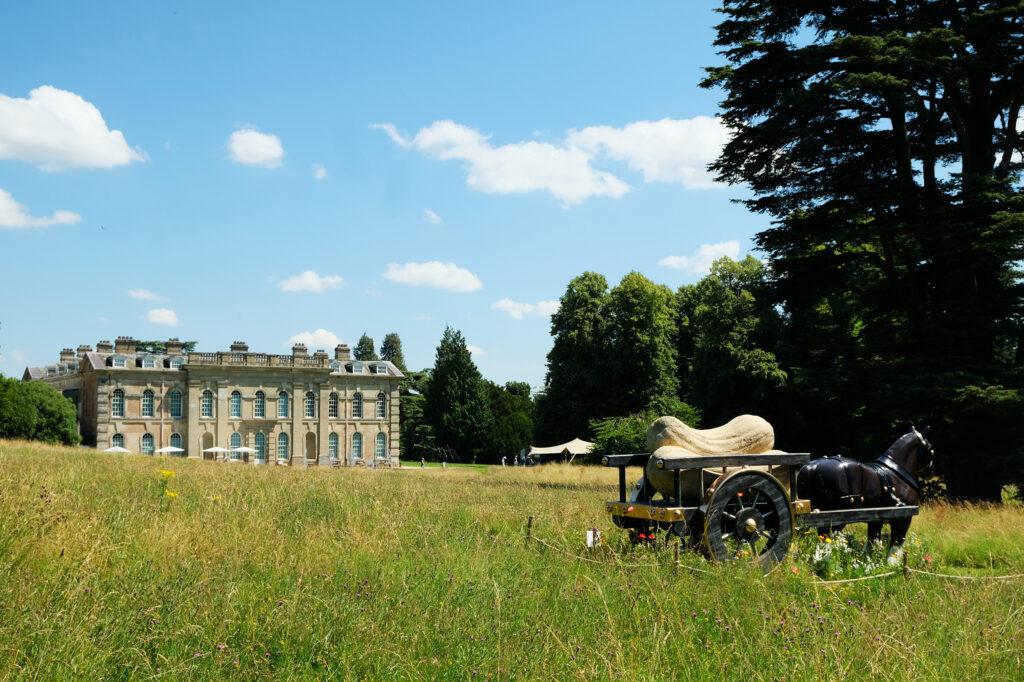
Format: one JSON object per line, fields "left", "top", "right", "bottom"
{"left": 526, "top": 438, "right": 594, "bottom": 464}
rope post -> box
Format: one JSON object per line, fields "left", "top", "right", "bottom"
{"left": 526, "top": 516, "right": 533, "bottom": 545}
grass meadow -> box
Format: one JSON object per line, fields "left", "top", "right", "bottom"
{"left": 0, "top": 440, "right": 1021, "bottom": 680}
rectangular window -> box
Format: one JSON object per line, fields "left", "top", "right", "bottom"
{"left": 113, "top": 357, "right": 126, "bottom": 368}
{"left": 230, "top": 392, "right": 242, "bottom": 418}
{"left": 329, "top": 393, "right": 338, "bottom": 419}
{"left": 170, "top": 391, "right": 182, "bottom": 418}
{"left": 112, "top": 389, "right": 125, "bottom": 418}
{"left": 142, "top": 357, "right": 156, "bottom": 368}
{"left": 201, "top": 390, "right": 214, "bottom": 418}
{"left": 142, "top": 390, "right": 154, "bottom": 417}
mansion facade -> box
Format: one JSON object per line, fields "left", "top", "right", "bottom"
{"left": 24, "top": 337, "right": 402, "bottom": 465}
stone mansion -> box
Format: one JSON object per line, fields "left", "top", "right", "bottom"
{"left": 23, "top": 337, "right": 402, "bottom": 465}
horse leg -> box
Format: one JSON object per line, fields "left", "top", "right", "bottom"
{"left": 889, "top": 518, "right": 912, "bottom": 548}
{"left": 867, "top": 521, "right": 883, "bottom": 544}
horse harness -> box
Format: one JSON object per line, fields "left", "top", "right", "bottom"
{"left": 819, "top": 455, "right": 912, "bottom": 506}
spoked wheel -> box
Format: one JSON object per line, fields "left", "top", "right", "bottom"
{"left": 703, "top": 471, "right": 792, "bottom": 569}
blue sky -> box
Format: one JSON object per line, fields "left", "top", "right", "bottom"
{"left": 0, "top": 1, "right": 766, "bottom": 387}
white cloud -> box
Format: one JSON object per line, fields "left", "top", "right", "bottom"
{"left": 383, "top": 261, "right": 483, "bottom": 292}
{"left": 491, "top": 298, "right": 560, "bottom": 320}
{"left": 466, "top": 344, "right": 485, "bottom": 356}
{"left": 0, "top": 86, "right": 145, "bottom": 171}
{"left": 424, "top": 208, "right": 443, "bottom": 225}
{"left": 312, "top": 163, "right": 327, "bottom": 180}
{"left": 659, "top": 241, "right": 741, "bottom": 274}
{"left": 127, "top": 288, "right": 167, "bottom": 302}
{"left": 12, "top": 349, "right": 27, "bottom": 363}
{"left": 0, "top": 187, "right": 81, "bottom": 228}
{"left": 567, "top": 117, "right": 727, "bottom": 189}
{"left": 375, "top": 116, "right": 728, "bottom": 205}
{"left": 371, "top": 123, "right": 411, "bottom": 148}
{"left": 279, "top": 270, "right": 343, "bottom": 293}
{"left": 376, "top": 120, "right": 629, "bottom": 206}
{"left": 147, "top": 308, "right": 179, "bottom": 326}
{"left": 228, "top": 126, "right": 283, "bottom": 167}
{"left": 284, "top": 329, "right": 342, "bottom": 349}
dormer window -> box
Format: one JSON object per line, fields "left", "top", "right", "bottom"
{"left": 352, "top": 362, "right": 364, "bottom": 374}
{"left": 169, "top": 357, "right": 183, "bottom": 369}
{"left": 112, "top": 355, "right": 127, "bottom": 368}
{"left": 374, "top": 363, "right": 388, "bottom": 375}
{"left": 330, "top": 360, "right": 342, "bottom": 373}
{"left": 142, "top": 356, "right": 156, "bottom": 368}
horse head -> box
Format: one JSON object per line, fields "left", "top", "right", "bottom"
{"left": 911, "top": 425, "right": 936, "bottom": 476}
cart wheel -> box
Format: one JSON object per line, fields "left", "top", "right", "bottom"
{"left": 703, "top": 471, "right": 792, "bottom": 569}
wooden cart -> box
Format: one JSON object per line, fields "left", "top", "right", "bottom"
{"left": 602, "top": 452, "right": 918, "bottom": 567}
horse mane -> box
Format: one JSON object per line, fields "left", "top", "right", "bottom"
{"left": 881, "top": 431, "right": 919, "bottom": 460}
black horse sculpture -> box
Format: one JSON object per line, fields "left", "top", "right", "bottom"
{"left": 797, "top": 427, "right": 934, "bottom": 545}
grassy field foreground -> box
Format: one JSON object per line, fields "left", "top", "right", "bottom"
{"left": 0, "top": 440, "right": 1021, "bottom": 680}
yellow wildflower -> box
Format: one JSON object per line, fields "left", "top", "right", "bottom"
{"left": 165, "top": 490, "right": 178, "bottom": 497}
{"left": 158, "top": 469, "right": 175, "bottom": 478}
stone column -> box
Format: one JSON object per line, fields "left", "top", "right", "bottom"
{"left": 318, "top": 381, "right": 330, "bottom": 465}
{"left": 187, "top": 379, "right": 202, "bottom": 458}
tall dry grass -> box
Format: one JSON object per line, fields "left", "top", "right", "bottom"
{"left": 0, "top": 439, "right": 1021, "bottom": 680}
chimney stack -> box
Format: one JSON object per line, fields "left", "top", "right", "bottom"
{"left": 96, "top": 340, "right": 113, "bottom": 353}
{"left": 77, "top": 345, "right": 93, "bottom": 361}
{"left": 166, "top": 338, "right": 183, "bottom": 355}
{"left": 292, "top": 343, "right": 308, "bottom": 357}
{"left": 334, "top": 344, "right": 351, "bottom": 361}
{"left": 230, "top": 341, "right": 249, "bottom": 353}
{"left": 114, "top": 336, "right": 136, "bottom": 354}
{"left": 60, "top": 348, "right": 75, "bottom": 363}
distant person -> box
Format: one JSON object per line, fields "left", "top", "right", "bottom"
{"left": 501, "top": 456, "right": 506, "bottom": 467}
{"left": 421, "top": 457, "right": 425, "bottom": 468}
{"left": 442, "top": 460, "right": 446, "bottom": 469}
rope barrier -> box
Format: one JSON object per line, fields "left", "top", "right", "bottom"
{"left": 523, "top": 519, "right": 1023, "bottom": 582}
{"left": 812, "top": 571, "right": 899, "bottom": 584}
{"left": 907, "top": 567, "right": 1024, "bottom": 581}
{"left": 526, "top": 535, "right": 712, "bottom": 573}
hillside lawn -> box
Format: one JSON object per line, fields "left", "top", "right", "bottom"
{"left": 0, "top": 440, "right": 1021, "bottom": 680}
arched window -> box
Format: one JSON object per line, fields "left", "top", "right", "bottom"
{"left": 142, "top": 389, "right": 154, "bottom": 417}
{"left": 352, "top": 432, "right": 363, "bottom": 459}
{"left": 170, "top": 433, "right": 182, "bottom": 450}
{"left": 167, "top": 389, "right": 182, "bottom": 419}
{"left": 141, "top": 433, "right": 154, "bottom": 455}
{"left": 375, "top": 432, "right": 387, "bottom": 458}
{"left": 277, "top": 432, "right": 289, "bottom": 459}
{"left": 230, "top": 432, "right": 242, "bottom": 460}
{"left": 230, "top": 391, "right": 242, "bottom": 418}
{"left": 328, "top": 432, "right": 338, "bottom": 459}
{"left": 254, "top": 432, "right": 266, "bottom": 461}
{"left": 112, "top": 389, "right": 125, "bottom": 418}
{"left": 201, "top": 390, "right": 214, "bottom": 418}
{"left": 376, "top": 393, "right": 387, "bottom": 419}
{"left": 278, "top": 392, "right": 289, "bottom": 418}
{"left": 352, "top": 392, "right": 363, "bottom": 419}
{"left": 112, "top": 433, "right": 124, "bottom": 449}
{"left": 329, "top": 392, "right": 339, "bottom": 418}
{"left": 254, "top": 391, "right": 266, "bottom": 418}
{"left": 305, "top": 391, "right": 316, "bottom": 418}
